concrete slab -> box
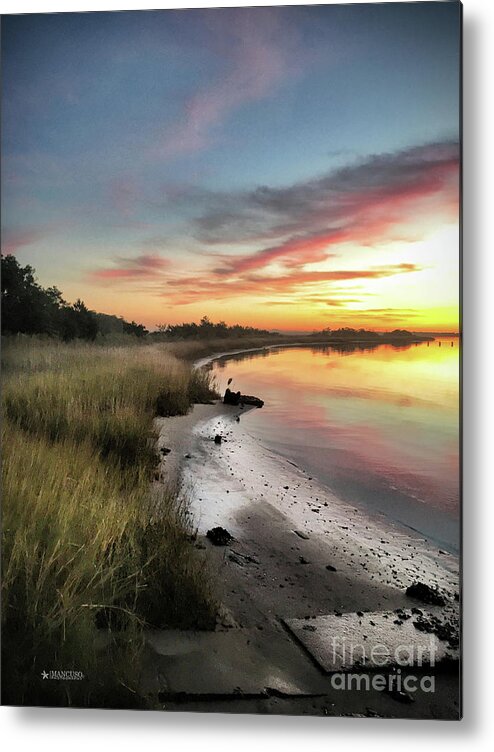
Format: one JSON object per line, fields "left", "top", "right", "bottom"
{"left": 283, "top": 611, "right": 455, "bottom": 673}
{"left": 143, "top": 626, "right": 329, "bottom": 698}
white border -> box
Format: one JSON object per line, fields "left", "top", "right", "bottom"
{"left": 2, "top": 0, "right": 493, "bottom": 747}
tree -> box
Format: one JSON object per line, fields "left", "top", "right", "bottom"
{"left": 123, "top": 320, "right": 149, "bottom": 337}
{"left": 1, "top": 254, "right": 61, "bottom": 334}
{"left": 59, "top": 299, "right": 98, "bottom": 341}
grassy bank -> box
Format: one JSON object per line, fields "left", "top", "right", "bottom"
{"left": 1, "top": 337, "right": 219, "bottom": 708}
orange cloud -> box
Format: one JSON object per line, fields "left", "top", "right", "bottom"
{"left": 84, "top": 141, "right": 458, "bottom": 329}
{"left": 162, "top": 263, "right": 422, "bottom": 304}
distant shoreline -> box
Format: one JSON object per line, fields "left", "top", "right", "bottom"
{"left": 193, "top": 334, "right": 437, "bottom": 370}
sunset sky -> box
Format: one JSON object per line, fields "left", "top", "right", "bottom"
{"left": 1, "top": 3, "right": 461, "bottom": 332}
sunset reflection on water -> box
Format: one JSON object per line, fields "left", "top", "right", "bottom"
{"left": 211, "top": 338, "right": 460, "bottom": 551}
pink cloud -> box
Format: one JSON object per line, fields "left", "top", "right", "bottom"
{"left": 212, "top": 150, "right": 459, "bottom": 276}
{"left": 1, "top": 223, "right": 64, "bottom": 255}
{"left": 158, "top": 10, "right": 298, "bottom": 158}
{"left": 161, "top": 263, "right": 422, "bottom": 305}
{"left": 85, "top": 142, "right": 457, "bottom": 311}
{"left": 90, "top": 254, "right": 171, "bottom": 283}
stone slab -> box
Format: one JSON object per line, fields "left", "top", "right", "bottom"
{"left": 283, "top": 611, "right": 454, "bottom": 673}
{"left": 143, "top": 626, "right": 329, "bottom": 698}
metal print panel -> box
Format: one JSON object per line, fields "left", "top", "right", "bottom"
{"left": 1, "top": 2, "right": 462, "bottom": 718}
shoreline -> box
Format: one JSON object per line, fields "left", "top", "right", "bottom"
{"left": 175, "top": 404, "right": 459, "bottom": 588}
{"left": 157, "top": 396, "right": 460, "bottom": 619}
{"left": 152, "top": 399, "right": 460, "bottom": 716}
{"left": 193, "top": 343, "right": 459, "bottom": 554}
{"left": 187, "top": 345, "right": 460, "bottom": 585}
{"left": 192, "top": 336, "right": 437, "bottom": 371}
{"left": 148, "top": 343, "right": 460, "bottom": 715}
{"left": 192, "top": 341, "right": 338, "bottom": 370}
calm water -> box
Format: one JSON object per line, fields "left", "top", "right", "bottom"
{"left": 210, "top": 339, "right": 460, "bottom": 553}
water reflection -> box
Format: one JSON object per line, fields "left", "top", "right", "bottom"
{"left": 211, "top": 340, "right": 421, "bottom": 370}
{"left": 211, "top": 338, "right": 460, "bottom": 552}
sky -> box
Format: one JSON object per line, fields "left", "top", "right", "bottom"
{"left": 1, "top": 2, "right": 461, "bottom": 332}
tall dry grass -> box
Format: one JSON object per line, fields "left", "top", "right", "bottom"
{"left": 2, "top": 339, "right": 216, "bottom": 464}
{"left": 1, "top": 337, "right": 218, "bottom": 707}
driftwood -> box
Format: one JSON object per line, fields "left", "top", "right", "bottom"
{"left": 224, "top": 387, "right": 264, "bottom": 408}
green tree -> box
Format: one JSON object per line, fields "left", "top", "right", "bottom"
{"left": 123, "top": 320, "right": 148, "bottom": 337}
{"left": 59, "top": 299, "right": 98, "bottom": 341}
{"left": 1, "top": 254, "right": 61, "bottom": 334}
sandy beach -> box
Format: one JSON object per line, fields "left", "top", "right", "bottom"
{"left": 148, "top": 352, "right": 460, "bottom": 718}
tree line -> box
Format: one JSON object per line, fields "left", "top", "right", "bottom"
{"left": 316, "top": 327, "right": 414, "bottom": 340}
{"left": 156, "top": 316, "right": 272, "bottom": 340}
{"left": 1, "top": 255, "right": 148, "bottom": 340}
{"left": 1, "top": 256, "right": 273, "bottom": 341}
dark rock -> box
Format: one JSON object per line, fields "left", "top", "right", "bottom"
{"left": 325, "top": 564, "right": 337, "bottom": 572}
{"left": 240, "top": 394, "right": 264, "bottom": 408}
{"left": 224, "top": 388, "right": 264, "bottom": 408}
{"left": 224, "top": 388, "right": 241, "bottom": 406}
{"left": 206, "top": 526, "right": 234, "bottom": 546}
{"left": 214, "top": 434, "right": 222, "bottom": 445}
{"left": 230, "top": 550, "right": 259, "bottom": 565}
{"left": 406, "top": 582, "right": 445, "bottom": 606}
{"left": 413, "top": 615, "right": 459, "bottom": 648}
{"left": 160, "top": 447, "right": 171, "bottom": 455}
{"left": 412, "top": 618, "right": 433, "bottom": 634}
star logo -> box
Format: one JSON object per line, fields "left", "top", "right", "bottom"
{"left": 41, "top": 670, "right": 49, "bottom": 680}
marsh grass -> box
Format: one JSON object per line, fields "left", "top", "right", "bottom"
{"left": 2, "top": 339, "right": 217, "bottom": 467}
{"left": 1, "top": 337, "right": 218, "bottom": 707}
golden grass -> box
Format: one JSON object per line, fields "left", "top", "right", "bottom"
{"left": 1, "top": 337, "right": 219, "bottom": 707}
{"left": 2, "top": 339, "right": 216, "bottom": 465}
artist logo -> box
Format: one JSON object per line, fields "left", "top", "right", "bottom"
{"left": 41, "top": 669, "right": 85, "bottom": 681}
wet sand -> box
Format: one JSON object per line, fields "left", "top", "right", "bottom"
{"left": 152, "top": 399, "right": 460, "bottom": 718}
